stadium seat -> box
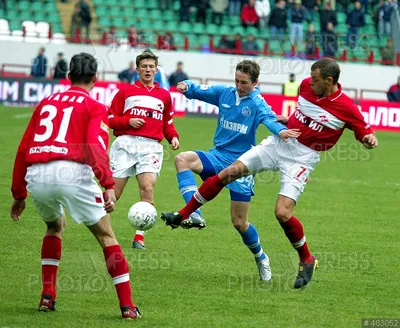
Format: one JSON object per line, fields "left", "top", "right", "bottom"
{"left": 51, "top": 32, "right": 67, "bottom": 44}
{"left": 206, "top": 24, "right": 219, "bottom": 35}
{"left": 149, "top": 10, "right": 163, "bottom": 21}
{"left": 109, "top": 7, "right": 121, "bottom": 17}
{"left": 0, "top": 18, "right": 10, "bottom": 33}
{"left": 96, "top": 6, "right": 108, "bottom": 17}
{"left": 36, "top": 22, "right": 50, "bottom": 37}
{"left": 133, "top": 0, "right": 146, "bottom": 9}
{"left": 11, "top": 30, "right": 23, "bottom": 41}
{"left": 164, "top": 10, "right": 177, "bottom": 21}
{"left": 198, "top": 34, "right": 211, "bottom": 47}
{"left": 179, "top": 22, "right": 192, "bottom": 34}
{"left": 193, "top": 22, "right": 204, "bottom": 34}
{"left": 337, "top": 12, "right": 347, "bottom": 24}
{"left": 152, "top": 20, "right": 164, "bottom": 32}
{"left": 165, "top": 21, "right": 179, "bottom": 32}
{"left": 22, "top": 20, "right": 36, "bottom": 34}
{"left": 17, "top": 1, "right": 30, "bottom": 11}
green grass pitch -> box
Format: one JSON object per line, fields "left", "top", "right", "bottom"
{"left": 0, "top": 105, "right": 399, "bottom": 327}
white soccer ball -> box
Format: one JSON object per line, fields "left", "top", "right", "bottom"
{"left": 127, "top": 202, "right": 157, "bottom": 231}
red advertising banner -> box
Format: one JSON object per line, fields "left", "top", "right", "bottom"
{"left": 1, "top": 78, "right": 399, "bottom": 132}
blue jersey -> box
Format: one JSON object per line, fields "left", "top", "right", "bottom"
{"left": 184, "top": 80, "right": 287, "bottom": 155}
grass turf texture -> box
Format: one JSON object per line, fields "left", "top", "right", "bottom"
{"left": 0, "top": 106, "right": 399, "bottom": 327}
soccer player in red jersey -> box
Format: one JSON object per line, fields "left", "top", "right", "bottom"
{"left": 108, "top": 50, "right": 180, "bottom": 250}
{"left": 161, "top": 58, "right": 378, "bottom": 288}
{"left": 10, "top": 53, "right": 141, "bottom": 319}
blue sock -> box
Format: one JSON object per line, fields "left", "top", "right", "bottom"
{"left": 177, "top": 170, "right": 201, "bottom": 216}
{"left": 240, "top": 223, "right": 267, "bottom": 262}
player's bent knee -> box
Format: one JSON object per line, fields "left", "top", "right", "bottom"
{"left": 231, "top": 217, "right": 248, "bottom": 233}
{"left": 274, "top": 207, "right": 291, "bottom": 222}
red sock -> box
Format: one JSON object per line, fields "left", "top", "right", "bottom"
{"left": 133, "top": 233, "right": 144, "bottom": 242}
{"left": 279, "top": 216, "right": 313, "bottom": 264}
{"left": 103, "top": 244, "right": 135, "bottom": 308}
{"left": 179, "top": 175, "right": 225, "bottom": 220}
{"left": 41, "top": 236, "right": 62, "bottom": 300}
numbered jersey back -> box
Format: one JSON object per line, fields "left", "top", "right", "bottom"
{"left": 25, "top": 87, "right": 109, "bottom": 165}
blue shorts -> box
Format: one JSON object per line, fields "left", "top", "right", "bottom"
{"left": 195, "top": 148, "right": 255, "bottom": 202}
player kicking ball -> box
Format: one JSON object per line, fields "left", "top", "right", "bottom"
{"left": 162, "top": 58, "right": 378, "bottom": 288}
{"left": 108, "top": 50, "right": 180, "bottom": 250}
{"left": 164, "top": 60, "right": 300, "bottom": 281}
{"left": 10, "top": 53, "right": 140, "bottom": 319}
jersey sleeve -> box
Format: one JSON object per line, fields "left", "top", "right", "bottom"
{"left": 163, "top": 93, "right": 179, "bottom": 143}
{"left": 11, "top": 108, "right": 39, "bottom": 200}
{"left": 346, "top": 105, "right": 374, "bottom": 141}
{"left": 85, "top": 104, "right": 114, "bottom": 190}
{"left": 258, "top": 99, "right": 287, "bottom": 135}
{"left": 184, "top": 80, "right": 226, "bottom": 106}
{"left": 108, "top": 89, "right": 130, "bottom": 130}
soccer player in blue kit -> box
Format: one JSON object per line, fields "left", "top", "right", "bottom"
{"left": 165, "top": 60, "right": 301, "bottom": 280}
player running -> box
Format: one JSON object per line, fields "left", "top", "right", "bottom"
{"left": 170, "top": 60, "right": 301, "bottom": 281}
{"left": 162, "top": 58, "right": 378, "bottom": 288}
{"left": 108, "top": 50, "right": 179, "bottom": 250}
{"left": 10, "top": 53, "right": 141, "bottom": 319}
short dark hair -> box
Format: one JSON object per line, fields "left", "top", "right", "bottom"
{"left": 236, "top": 60, "right": 260, "bottom": 83}
{"left": 136, "top": 50, "right": 158, "bottom": 67}
{"left": 311, "top": 58, "right": 340, "bottom": 84}
{"left": 69, "top": 53, "right": 97, "bottom": 84}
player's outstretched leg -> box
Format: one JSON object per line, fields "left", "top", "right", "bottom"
{"left": 161, "top": 174, "right": 225, "bottom": 229}
{"left": 241, "top": 224, "right": 272, "bottom": 281}
{"left": 132, "top": 230, "right": 146, "bottom": 250}
{"left": 276, "top": 196, "right": 318, "bottom": 288}
{"left": 39, "top": 216, "right": 65, "bottom": 312}
{"left": 89, "top": 215, "right": 141, "bottom": 319}
{"left": 177, "top": 170, "right": 204, "bottom": 219}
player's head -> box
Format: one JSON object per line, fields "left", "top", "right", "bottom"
{"left": 235, "top": 60, "right": 259, "bottom": 97}
{"left": 310, "top": 58, "right": 340, "bottom": 96}
{"left": 136, "top": 50, "right": 158, "bottom": 86}
{"left": 289, "top": 73, "right": 296, "bottom": 82}
{"left": 68, "top": 53, "right": 97, "bottom": 88}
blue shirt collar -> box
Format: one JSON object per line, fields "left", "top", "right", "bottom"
{"left": 232, "top": 86, "right": 260, "bottom": 100}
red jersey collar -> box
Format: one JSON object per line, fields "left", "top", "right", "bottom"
{"left": 326, "top": 82, "right": 342, "bottom": 101}
{"left": 134, "top": 81, "right": 160, "bottom": 89}
{"left": 68, "top": 86, "right": 90, "bottom": 95}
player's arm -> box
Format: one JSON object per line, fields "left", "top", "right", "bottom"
{"left": 85, "top": 105, "right": 115, "bottom": 191}
{"left": 10, "top": 108, "right": 39, "bottom": 220}
{"left": 163, "top": 93, "right": 180, "bottom": 150}
{"left": 258, "top": 102, "right": 301, "bottom": 141}
{"left": 346, "top": 105, "right": 378, "bottom": 149}
{"left": 177, "top": 80, "right": 225, "bottom": 106}
{"left": 107, "top": 89, "right": 131, "bottom": 130}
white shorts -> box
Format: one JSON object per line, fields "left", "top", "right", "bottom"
{"left": 238, "top": 135, "right": 320, "bottom": 202}
{"left": 110, "top": 135, "right": 163, "bottom": 178}
{"left": 25, "top": 161, "right": 107, "bottom": 226}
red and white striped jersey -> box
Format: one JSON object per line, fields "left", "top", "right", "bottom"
{"left": 11, "top": 87, "right": 113, "bottom": 200}
{"left": 287, "top": 77, "right": 374, "bottom": 151}
{"left": 107, "top": 81, "right": 179, "bottom": 143}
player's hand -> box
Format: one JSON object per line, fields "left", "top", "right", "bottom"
{"left": 176, "top": 82, "right": 188, "bottom": 93}
{"left": 129, "top": 118, "right": 145, "bottom": 129}
{"left": 10, "top": 199, "right": 26, "bottom": 221}
{"left": 276, "top": 115, "right": 289, "bottom": 124}
{"left": 103, "top": 189, "right": 116, "bottom": 213}
{"left": 279, "top": 129, "right": 301, "bottom": 143}
{"left": 171, "top": 137, "right": 180, "bottom": 150}
{"left": 362, "top": 133, "right": 378, "bottom": 149}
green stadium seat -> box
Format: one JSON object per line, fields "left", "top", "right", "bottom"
{"left": 207, "top": 24, "right": 219, "bottom": 35}
{"left": 152, "top": 20, "right": 165, "bottom": 31}
{"left": 373, "top": 48, "right": 382, "bottom": 61}
{"left": 19, "top": 11, "right": 32, "bottom": 21}
{"left": 135, "top": 8, "right": 148, "bottom": 19}
{"left": 173, "top": 33, "right": 185, "bottom": 47}
{"left": 198, "top": 34, "right": 211, "bottom": 47}
{"left": 172, "top": 1, "right": 180, "bottom": 11}
{"left": 365, "top": 15, "right": 374, "bottom": 25}
{"left": 44, "top": 2, "right": 58, "bottom": 12}
{"left": 134, "top": 0, "right": 146, "bottom": 9}
{"left": 109, "top": 7, "right": 121, "bottom": 17}
{"left": 17, "top": 1, "right": 30, "bottom": 11}
{"left": 149, "top": 10, "right": 163, "bottom": 21}
{"left": 34, "top": 12, "right": 47, "bottom": 22}
{"left": 336, "top": 24, "right": 348, "bottom": 34}
{"left": 362, "top": 25, "right": 376, "bottom": 34}
{"left": 187, "top": 33, "right": 199, "bottom": 47}
{"left": 246, "top": 26, "right": 259, "bottom": 37}
{"left": 229, "top": 16, "right": 241, "bottom": 26}
{"left": 337, "top": 12, "right": 347, "bottom": 24}
{"left": 179, "top": 21, "right": 192, "bottom": 34}
{"left": 232, "top": 26, "right": 245, "bottom": 36}
{"left": 98, "top": 16, "right": 111, "bottom": 26}
{"left": 165, "top": 21, "right": 179, "bottom": 32}
{"left": 96, "top": 6, "right": 108, "bottom": 17}
{"left": 113, "top": 17, "right": 126, "bottom": 28}
{"left": 31, "top": 2, "right": 42, "bottom": 12}
{"left": 0, "top": 9, "right": 5, "bottom": 19}
{"left": 268, "top": 40, "right": 283, "bottom": 53}
{"left": 137, "top": 19, "right": 152, "bottom": 30}
{"left": 120, "top": 0, "right": 132, "bottom": 6}
{"left": 193, "top": 22, "right": 204, "bottom": 34}
{"left": 147, "top": 0, "right": 158, "bottom": 9}
{"left": 164, "top": 10, "right": 177, "bottom": 21}
{"left": 217, "top": 24, "right": 230, "bottom": 36}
